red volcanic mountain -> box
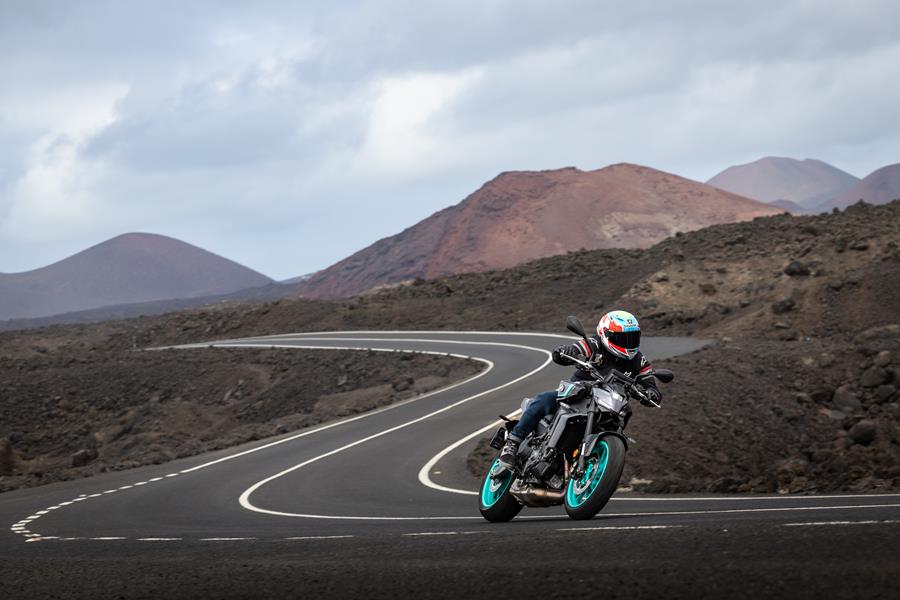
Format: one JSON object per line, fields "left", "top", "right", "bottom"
{"left": 294, "top": 163, "right": 781, "bottom": 299}
{"left": 706, "top": 157, "right": 859, "bottom": 211}
{"left": 0, "top": 233, "right": 272, "bottom": 321}
{"left": 823, "top": 163, "right": 900, "bottom": 210}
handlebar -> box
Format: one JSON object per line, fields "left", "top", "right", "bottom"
{"left": 562, "top": 354, "right": 659, "bottom": 407}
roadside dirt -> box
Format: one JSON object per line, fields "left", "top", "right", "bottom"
{"left": 0, "top": 347, "right": 480, "bottom": 492}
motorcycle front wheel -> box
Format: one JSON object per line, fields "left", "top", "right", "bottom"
{"left": 478, "top": 458, "right": 523, "bottom": 522}
{"left": 564, "top": 436, "right": 625, "bottom": 520}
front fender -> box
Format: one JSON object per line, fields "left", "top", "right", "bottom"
{"left": 584, "top": 431, "right": 629, "bottom": 455}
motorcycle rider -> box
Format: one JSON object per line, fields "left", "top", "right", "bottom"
{"left": 498, "top": 310, "right": 661, "bottom": 470}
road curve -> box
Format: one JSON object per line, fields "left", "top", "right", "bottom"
{"left": 2, "top": 330, "right": 898, "bottom": 599}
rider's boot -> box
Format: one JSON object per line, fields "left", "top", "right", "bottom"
{"left": 497, "top": 434, "right": 522, "bottom": 471}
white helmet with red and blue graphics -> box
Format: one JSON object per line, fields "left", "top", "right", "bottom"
{"left": 597, "top": 310, "right": 641, "bottom": 359}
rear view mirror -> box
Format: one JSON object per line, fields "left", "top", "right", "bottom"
{"left": 566, "top": 316, "right": 587, "bottom": 339}
{"left": 653, "top": 369, "right": 674, "bottom": 383}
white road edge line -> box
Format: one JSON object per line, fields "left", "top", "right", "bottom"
{"left": 10, "top": 333, "right": 504, "bottom": 540}
{"left": 237, "top": 339, "right": 553, "bottom": 520}
{"left": 783, "top": 520, "right": 899, "bottom": 527}
{"left": 558, "top": 525, "right": 686, "bottom": 531}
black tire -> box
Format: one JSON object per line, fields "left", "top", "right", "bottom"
{"left": 564, "top": 436, "right": 626, "bottom": 520}
{"left": 478, "top": 458, "right": 523, "bottom": 522}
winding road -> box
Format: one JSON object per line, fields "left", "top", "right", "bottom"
{"left": 2, "top": 330, "right": 898, "bottom": 599}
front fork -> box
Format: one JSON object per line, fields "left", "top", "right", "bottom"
{"left": 574, "top": 408, "right": 596, "bottom": 477}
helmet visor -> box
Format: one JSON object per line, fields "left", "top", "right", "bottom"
{"left": 607, "top": 330, "right": 640, "bottom": 351}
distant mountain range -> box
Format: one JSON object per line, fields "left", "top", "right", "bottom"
{"left": 0, "top": 233, "right": 272, "bottom": 321}
{"left": 706, "top": 157, "right": 900, "bottom": 213}
{"left": 706, "top": 157, "right": 860, "bottom": 211}
{"left": 292, "top": 163, "right": 780, "bottom": 299}
{"left": 824, "top": 163, "right": 900, "bottom": 210}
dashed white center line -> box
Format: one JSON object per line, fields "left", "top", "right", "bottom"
{"left": 284, "top": 535, "right": 355, "bottom": 540}
{"left": 199, "top": 537, "right": 257, "bottom": 541}
{"left": 137, "top": 537, "right": 183, "bottom": 541}
{"left": 402, "top": 531, "right": 487, "bottom": 537}
{"left": 89, "top": 537, "right": 126, "bottom": 541}
{"left": 783, "top": 520, "right": 900, "bottom": 527}
{"left": 558, "top": 525, "right": 685, "bottom": 532}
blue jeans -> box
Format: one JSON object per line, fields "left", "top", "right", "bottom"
{"left": 510, "top": 390, "right": 558, "bottom": 441}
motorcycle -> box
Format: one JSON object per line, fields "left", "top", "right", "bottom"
{"left": 478, "top": 316, "right": 674, "bottom": 522}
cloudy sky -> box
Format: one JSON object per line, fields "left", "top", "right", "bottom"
{"left": 2, "top": 1, "right": 899, "bottom": 279}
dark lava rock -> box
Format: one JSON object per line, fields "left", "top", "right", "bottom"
{"left": 861, "top": 366, "right": 890, "bottom": 388}
{"left": 875, "top": 385, "right": 897, "bottom": 403}
{"left": 70, "top": 448, "right": 97, "bottom": 468}
{"left": 772, "top": 298, "right": 796, "bottom": 314}
{"left": 874, "top": 351, "right": 892, "bottom": 368}
{"left": 821, "top": 408, "right": 846, "bottom": 420}
{"left": 784, "top": 261, "right": 811, "bottom": 277}
{"left": 699, "top": 283, "right": 717, "bottom": 295}
{"left": 392, "top": 376, "right": 415, "bottom": 392}
{"left": 848, "top": 420, "right": 878, "bottom": 445}
{"left": 0, "top": 438, "right": 13, "bottom": 476}
{"left": 832, "top": 385, "right": 862, "bottom": 411}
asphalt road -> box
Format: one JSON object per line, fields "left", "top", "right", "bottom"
{"left": 1, "top": 331, "right": 898, "bottom": 599}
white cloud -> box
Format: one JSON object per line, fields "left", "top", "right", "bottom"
{"left": 1, "top": 83, "right": 128, "bottom": 243}
{"left": 0, "top": 1, "right": 899, "bottom": 278}
{"left": 354, "top": 69, "right": 483, "bottom": 178}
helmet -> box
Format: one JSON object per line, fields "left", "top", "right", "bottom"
{"left": 597, "top": 310, "right": 641, "bottom": 359}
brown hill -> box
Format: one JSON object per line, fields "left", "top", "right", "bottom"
{"left": 824, "top": 163, "right": 900, "bottom": 210}
{"left": 706, "top": 156, "right": 859, "bottom": 211}
{"left": 295, "top": 163, "right": 781, "bottom": 298}
{"left": 0, "top": 233, "right": 272, "bottom": 321}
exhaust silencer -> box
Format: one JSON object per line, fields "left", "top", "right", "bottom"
{"left": 509, "top": 482, "right": 565, "bottom": 507}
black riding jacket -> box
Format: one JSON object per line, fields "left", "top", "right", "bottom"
{"left": 552, "top": 335, "right": 661, "bottom": 404}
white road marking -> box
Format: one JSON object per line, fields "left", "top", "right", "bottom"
{"left": 137, "top": 537, "right": 183, "bottom": 541}
{"left": 8, "top": 335, "right": 498, "bottom": 541}
{"left": 10, "top": 331, "right": 888, "bottom": 540}
{"left": 601, "top": 503, "right": 900, "bottom": 518}
{"left": 783, "top": 520, "right": 900, "bottom": 527}
{"left": 558, "top": 525, "right": 685, "bottom": 531}
{"left": 200, "top": 537, "right": 257, "bottom": 541}
{"left": 284, "top": 535, "right": 354, "bottom": 540}
{"left": 89, "top": 537, "right": 126, "bottom": 540}
{"left": 417, "top": 412, "right": 521, "bottom": 496}
{"left": 403, "top": 531, "right": 488, "bottom": 536}
{"left": 237, "top": 339, "right": 553, "bottom": 520}
{"left": 177, "top": 343, "right": 494, "bottom": 475}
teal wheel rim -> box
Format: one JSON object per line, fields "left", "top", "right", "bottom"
{"left": 481, "top": 459, "right": 513, "bottom": 508}
{"left": 566, "top": 440, "right": 610, "bottom": 508}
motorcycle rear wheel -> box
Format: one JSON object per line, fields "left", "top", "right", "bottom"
{"left": 564, "top": 436, "right": 625, "bottom": 520}
{"left": 478, "top": 458, "right": 523, "bottom": 522}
